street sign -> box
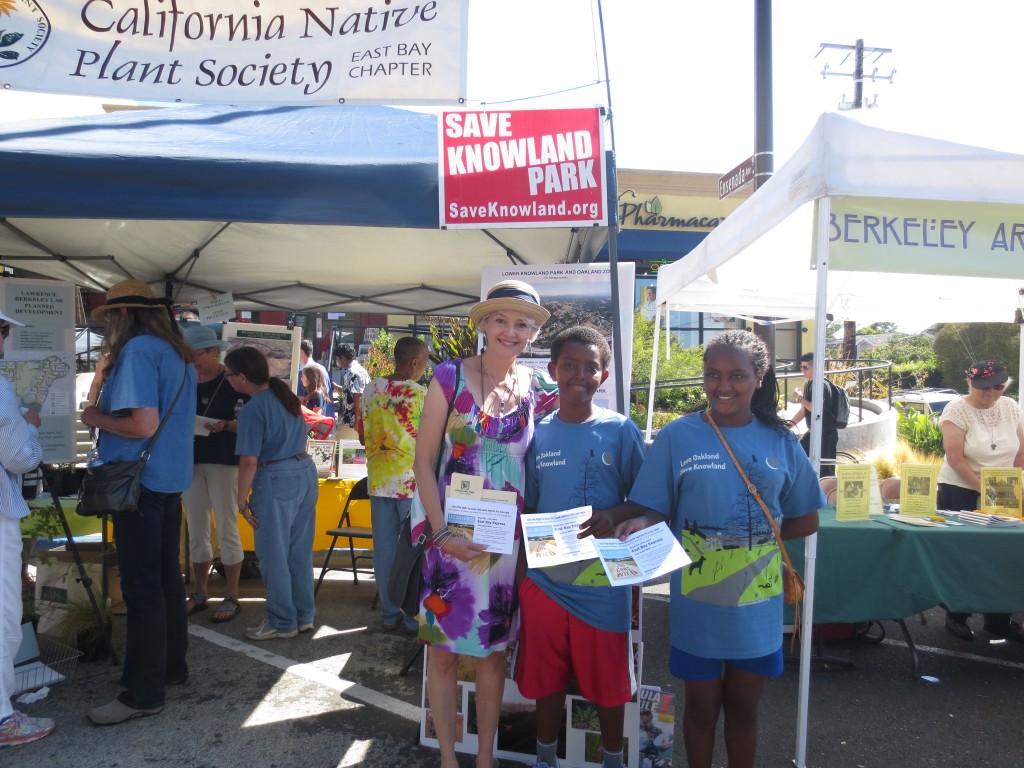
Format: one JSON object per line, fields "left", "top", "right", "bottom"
{"left": 719, "top": 156, "right": 755, "bottom": 199}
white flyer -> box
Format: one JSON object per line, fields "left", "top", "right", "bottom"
{"left": 591, "top": 522, "right": 691, "bottom": 586}
{"left": 522, "top": 506, "right": 599, "bottom": 569}
{"left": 444, "top": 496, "right": 518, "bottom": 555}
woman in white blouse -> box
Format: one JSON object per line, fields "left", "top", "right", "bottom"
{"left": 937, "top": 360, "right": 1024, "bottom": 642}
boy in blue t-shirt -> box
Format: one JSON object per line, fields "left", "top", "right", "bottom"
{"left": 515, "top": 327, "right": 647, "bottom": 768}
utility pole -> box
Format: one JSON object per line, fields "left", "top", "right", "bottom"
{"left": 752, "top": 0, "right": 775, "bottom": 354}
{"left": 816, "top": 39, "right": 894, "bottom": 362}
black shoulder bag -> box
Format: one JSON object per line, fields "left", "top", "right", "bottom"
{"left": 388, "top": 360, "right": 460, "bottom": 618}
{"left": 77, "top": 371, "right": 187, "bottom": 518}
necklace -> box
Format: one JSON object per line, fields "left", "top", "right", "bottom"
{"left": 969, "top": 401, "right": 1000, "bottom": 450}
{"left": 481, "top": 360, "right": 517, "bottom": 416}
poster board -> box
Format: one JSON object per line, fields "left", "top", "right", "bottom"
{"left": 420, "top": 646, "right": 642, "bottom": 768}
{"left": 222, "top": 322, "right": 301, "bottom": 392}
{"left": 306, "top": 439, "right": 337, "bottom": 479}
{"left": 0, "top": 278, "right": 76, "bottom": 463}
{"left": 980, "top": 468, "right": 1023, "bottom": 517}
{"left": 478, "top": 263, "right": 636, "bottom": 413}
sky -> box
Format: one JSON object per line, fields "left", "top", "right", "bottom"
{"left": 2, "top": 0, "right": 1022, "bottom": 329}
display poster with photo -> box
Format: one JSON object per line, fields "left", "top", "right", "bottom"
{"left": 479, "top": 263, "right": 635, "bottom": 413}
{"left": 1, "top": 279, "right": 76, "bottom": 463}
{"left": 420, "top": 647, "right": 643, "bottom": 768}
{"left": 222, "top": 322, "right": 301, "bottom": 392}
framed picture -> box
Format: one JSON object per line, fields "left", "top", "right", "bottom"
{"left": 306, "top": 440, "right": 337, "bottom": 478}
{"left": 222, "top": 322, "right": 301, "bottom": 391}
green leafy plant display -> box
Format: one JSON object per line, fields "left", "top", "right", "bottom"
{"left": 427, "top": 315, "right": 478, "bottom": 363}
{"left": 362, "top": 329, "right": 394, "bottom": 379}
{"left": 896, "top": 405, "right": 944, "bottom": 457}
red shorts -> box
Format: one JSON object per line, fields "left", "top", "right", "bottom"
{"left": 514, "top": 577, "right": 634, "bottom": 708}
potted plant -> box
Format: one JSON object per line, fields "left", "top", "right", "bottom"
{"left": 43, "top": 463, "right": 86, "bottom": 498}
{"left": 51, "top": 598, "right": 112, "bottom": 663}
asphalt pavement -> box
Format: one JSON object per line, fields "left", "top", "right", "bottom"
{"left": 6, "top": 568, "right": 1024, "bottom": 768}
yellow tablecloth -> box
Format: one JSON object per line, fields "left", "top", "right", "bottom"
{"left": 237, "top": 477, "right": 372, "bottom": 552}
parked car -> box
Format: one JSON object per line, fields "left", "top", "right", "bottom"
{"left": 892, "top": 387, "right": 960, "bottom": 416}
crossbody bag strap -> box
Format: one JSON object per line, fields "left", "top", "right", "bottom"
{"left": 139, "top": 369, "right": 187, "bottom": 462}
{"left": 704, "top": 409, "right": 799, "bottom": 579}
{"left": 434, "top": 359, "right": 461, "bottom": 478}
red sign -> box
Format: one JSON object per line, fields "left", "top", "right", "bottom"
{"left": 440, "top": 108, "right": 607, "bottom": 229}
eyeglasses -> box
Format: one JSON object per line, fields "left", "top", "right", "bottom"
{"left": 974, "top": 383, "right": 1006, "bottom": 392}
{"left": 225, "top": 371, "right": 240, "bottom": 378}
{"left": 0, "top": 325, "right": 9, "bottom": 338}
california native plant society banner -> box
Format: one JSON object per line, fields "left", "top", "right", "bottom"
{"left": 0, "top": 0, "right": 467, "bottom": 105}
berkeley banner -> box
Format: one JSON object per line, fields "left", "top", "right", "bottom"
{"left": 0, "top": 0, "right": 467, "bottom": 105}
{"left": 828, "top": 195, "right": 1024, "bottom": 278}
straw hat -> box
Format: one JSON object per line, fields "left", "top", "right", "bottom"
{"left": 91, "top": 280, "right": 166, "bottom": 320}
{"left": 183, "top": 324, "right": 229, "bottom": 351}
{"left": 468, "top": 280, "right": 550, "bottom": 327}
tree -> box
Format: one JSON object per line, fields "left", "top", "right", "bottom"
{"left": 933, "top": 323, "right": 1019, "bottom": 391}
{"left": 858, "top": 321, "right": 899, "bottom": 335}
{"left": 362, "top": 329, "right": 394, "bottom": 379}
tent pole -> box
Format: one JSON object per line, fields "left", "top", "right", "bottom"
{"left": 794, "top": 198, "right": 832, "bottom": 768}
{"left": 645, "top": 301, "right": 661, "bottom": 441}
{"left": 606, "top": 151, "right": 626, "bottom": 415}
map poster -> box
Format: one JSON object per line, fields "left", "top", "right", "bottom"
{"left": 479, "top": 263, "right": 636, "bottom": 413}
{"left": 1, "top": 279, "right": 76, "bottom": 463}
{"left": 222, "top": 322, "right": 301, "bottom": 391}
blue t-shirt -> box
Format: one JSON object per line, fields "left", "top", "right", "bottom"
{"left": 524, "top": 409, "right": 646, "bottom": 632}
{"left": 235, "top": 388, "right": 309, "bottom": 462}
{"left": 97, "top": 333, "right": 197, "bottom": 493}
{"left": 628, "top": 412, "right": 824, "bottom": 659}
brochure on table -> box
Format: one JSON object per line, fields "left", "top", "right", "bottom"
{"left": 898, "top": 464, "right": 940, "bottom": 517}
{"left": 835, "top": 465, "right": 883, "bottom": 522}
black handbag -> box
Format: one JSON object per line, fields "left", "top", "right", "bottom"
{"left": 387, "top": 360, "right": 460, "bottom": 617}
{"left": 77, "top": 373, "right": 186, "bottom": 518}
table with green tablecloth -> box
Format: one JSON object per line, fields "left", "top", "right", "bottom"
{"left": 791, "top": 506, "right": 1024, "bottom": 623}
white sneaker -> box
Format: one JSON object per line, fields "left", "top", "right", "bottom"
{"left": 298, "top": 622, "right": 315, "bottom": 633}
{"left": 245, "top": 620, "right": 298, "bottom": 640}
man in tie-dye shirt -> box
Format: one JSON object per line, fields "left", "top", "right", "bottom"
{"left": 361, "top": 336, "right": 430, "bottom": 632}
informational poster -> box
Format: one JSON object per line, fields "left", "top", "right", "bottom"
{"left": 898, "top": 464, "right": 940, "bottom": 517}
{"left": 479, "top": 263, "right": 635, "bottom": 413}
{"left": 0, "top": 278, "right": 76, "bottom": 463}
{"left": 420, "top": 647, "right": 643, "bottom": 768}
{"left": 222, "top": 322, "right": 300, "bottom": 391}
{"left": 441, "top": 108, "right": 607, "bottom": 229}
{"left": 980, "top": 467, "right": 1023, "bottom": 517}
{"left": 835, "top": 464, "right": 873, "bottom": 522}
{"left": 0, "top": 0, "right": 469, "bottom": 106}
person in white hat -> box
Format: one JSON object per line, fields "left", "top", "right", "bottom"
{"left": 410, "top": 279, "right": 557, "bottom": 768}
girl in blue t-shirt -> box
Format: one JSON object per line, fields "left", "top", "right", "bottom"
{"left": 618, "top": 329, "right": 822, "bottom": 768}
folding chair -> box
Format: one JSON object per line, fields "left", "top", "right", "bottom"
{"left": 314, "top": 477, "right": 374, "bottom": 598}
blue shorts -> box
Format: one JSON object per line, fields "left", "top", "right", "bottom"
{"left": 669, "top": 646, "right": 784, "bottom": 682}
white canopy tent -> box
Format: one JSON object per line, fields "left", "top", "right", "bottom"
{"left": 651, "top": 112, "right": 1024, "bottom": 767}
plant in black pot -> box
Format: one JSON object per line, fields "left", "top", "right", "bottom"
{"left": 42, "top": 463, "right": 86, "bottom": 498}
{"left": 52, "top": 598, "right": 112, "bottom": 663}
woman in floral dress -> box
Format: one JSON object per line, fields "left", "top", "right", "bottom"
{"left": 411, "top": 280, "right": 557, "bottom": 768}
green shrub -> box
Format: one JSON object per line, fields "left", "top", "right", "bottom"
{"left": 896, "top": 406, "right": 944, "bottom": 457}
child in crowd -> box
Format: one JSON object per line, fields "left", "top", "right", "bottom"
{"left": 515, "top": 327, "right": 647, "bottom": 768}
{"left": 616, "top": 329, "right": 821, "bottom": 768}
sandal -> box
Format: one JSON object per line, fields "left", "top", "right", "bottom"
{"left": 210, "top": 597, "right": 241, "bottom": 623}
{"left": 185, "top": 594, "right": 209, "bottom": 616}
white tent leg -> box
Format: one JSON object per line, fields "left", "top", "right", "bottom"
{"left": 645, "top": 301, "right": 661, "bottom": 441}
{"left": 794, "top": 197, "right": 832, "bottom": 768}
